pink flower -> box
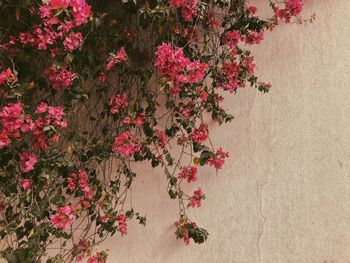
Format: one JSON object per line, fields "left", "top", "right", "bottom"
{"left": 155, "top": 129, "right": 168, "bottom": 146}
{"left": 170, "top": 0, "right": 183, "bottom": 7}
{"left": 247, "top": 6, "right": 257, "bottom": 15}
{"left": 0, "top": 134, "right": 10, "bottom": 148}
{"left": 32, "top": 103, "right": 67, "bottom": 149}
{"left": 22, "top": 179, "right": 31, "bottom": 190}
{"left": 20, "top": 117, "right": 35, "bottom": 133}
{"left": 39, "top": 5, "right": 52, "bottom": 18}
{"left": 170, "top": 0, "right": 198, "bottom": 21}
{"left": 112, "top": 131, "right": 141, "bottom": 157}
{"left": 109, "top": 93, "right": 128, "bottom": 114}
{"left": 134, "top": 116, "right": 144, "bottom": 127}
{"left": 47, "top": 105, "right": 68, "bottom": 128}
{"left": 243, "top": 30, "right": 264, "bottom": 45}
{"left": 177, "top": 61, "right": 207, "bottom": 84}
{"left": 87, "top": 252, "right": 106, "bottom": 263}
{"left": 207, "top": 148, "right": 229, "bottom": 170}
{"left": 155, "top": 43, "right": 189, "bottom": 80}
{"left": 116, "top": 214, "right": 128, "bottom": 236}
{"left": 67, "top": 176, "right": 76, "bottom": 191}
{"left": 100, "top": 215, "right": 111, "bottom": 223}
{"left": 0, "top": 103, "right": 22, "bottom": 118}
{"left": 0, "top": 103, "right": 24, "bottom": 139}
{"left": 123, "top": 116, "right": 132, "bottom": 125}
{"left": 63, "top": 32, "right": 83, "bottom": 52}
{"left": 190, "top": 123, "right": 208, "bottom": 143}
{"left": 183, "top": 228, "right": 190, "bottom": 245}
{"left": 48, "top": 0, "right": 70, "bottom": 9}
{"left": 286, "top": 0, "right": 304, "bottom": 16}
{"left": 106, "top": 47, "right": 127, "bottom": 71}
{"left": 225, "top": 30, "right": 241, "bottom": 48}
{"left": 219, "top": 61, "right": 241, "bottom": 93}
{"left": 197, "top": 88, "right": 208, "bottom": 101}
{"left": 0, "top": 68, "right": 16, "bottom": 85}
{"left": 189, "top": 187, "right": 204, "bottom": 208}
{"left": 178, "top": 166, "right": 198, "bottom": 183}
{"left": 274, "top": 0, "right": 304, "bottom": 23}
{"left": 44, "top": 66, "right": 76, "bottom": 89}
{"left": 87, "top": 256, "right": 98, "bottom": 263}
{"left": 179, "top": 107, "right": 191, "bottom": 119}
{"left": 74, "top": 239, "right": 90, "bottom": 261}
{"left": 258, "top": 81, "right": 272, "bottom": 91}
{"left": 155, "top": 43, "right": 207, "bottom": 89}
{"left": 242, "top": 56, "right": 256, "bottom": 75}
{"left": 35, "top": 102, "right": 49, "bottom": 114}
{"left": 50, "top": 205, "right": 76, "bottom": 229}
{"left": 19, "top": 151, "right": 38, "bottom": 173}
{"left": 68, "top": 170, "right": 93, "bottom": 199}
{"left": 70, "top": 0, "right": 92, "bottom": 26}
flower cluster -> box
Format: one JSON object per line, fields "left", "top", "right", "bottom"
{"left": 0, "top": 103, "right": 25, "bottom": 147}
{"left": 63, "top": 32, "right": 83, "bottom": 52}
{"left": 112, "top": 131, "right": 141, "bottom": 157}
{"left": 0, "top": 0, "right": 307, "bottom": 260}
{"left": 190, "top": 123, "right": 209, "bottom": 143}
{"left": 106, "top": 47, "right": 128, "bottom": 71}
{"left": 44, "top": 0, "right": 92, "bottom": 26}
{"left": 16, "top": 0, "right": 91, "bottom": 52}
{"left": 155, "top": 43, "right": 207, "bottom": 93}
{"left": 178, "top": 166, "right": 198, "bottom": 183}
{"left": 44, "top": 65, "right": 76, "bottom": 89}
{"left": 0, "top": 68, "right": 16, "bottom": 86}
{"left": 207, "top": 148, "right": 229, "bottom": 170}
{"left": 86, "top": 251, "right": 108, "bottom": 263}
{"left": 67, "top": 170, "right": 93, "bottom": 199}
{"left": 170, "top": 0, "right": 198, "bottom": 21}
{"left": 109, "top": 93, "right": 128, "bottom": 114}
{"left": 274, "top": 0, "right": 304, "bottom": 23}
{"left": 19, "top": 151, "right": 38, "bottom": 173}
{"left": 50, "top": 205, "right": 77, "bottom": 229}
{"left": 189, "top": 187, "right": 205, "bottom": 208}
{"left": 116, "top": 214, "right": 128, "bottom": 236}
{"left": 21, "top": 179, "right": 31, "bottom": 190}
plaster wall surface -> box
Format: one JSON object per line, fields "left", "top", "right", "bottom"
{"left": 102, "top": 1, "right": 350, "bottom": 262}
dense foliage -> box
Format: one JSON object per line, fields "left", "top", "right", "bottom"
{"left": 0, "top": 0, "right": 309, "bottom": 262}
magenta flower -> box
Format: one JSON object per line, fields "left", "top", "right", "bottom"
{"left": 189, "top": 123, "right": 208, "bottom": 143}
{"left": 0, "top": 68, "right": 16, "bottom": 85}
{"left": 106, "top": 47, "right": 127, "bottom": 71}
{"left": 44, "top": 65, "right": 76, "bottom": 90}
{"left": 112, "top": 131, "right": 141, "bottom": 157}
{"left": 21, "top": 179, "right": 31, "bottom": 190}
{"left": 178, "top": 166, "right": 198, "bottom": 183}
{"left": 0, "top": 134, "right": 10, "bottom": 148}
{"left": 189, "top": 187, "right": 204, "bottom": 208}
{"left": 116, "top": 214, "right": 128, "bottom": 236}
{"left": 63, "top": 32, "right": 83, "bottom": 52}
{"left": 48, "top": 0, "right": 70, "bottom": 9}
{"left": 50, "top": 205, "right": 76, "bottom": 229}
{"left": 108, "top": 93, "right": 128, "bottom": 114}
{"left": 207, "top": 148, "right": 229, "bottom": 170}
{"left": 155, "top": 43, "right": 207, "bottom": 93}
{"left": 19, "top": 151, "right": 38, "bottom": 173}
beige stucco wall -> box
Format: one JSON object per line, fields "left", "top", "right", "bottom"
{"left": 102, "top": 1, "right": 350, "bottom": 262}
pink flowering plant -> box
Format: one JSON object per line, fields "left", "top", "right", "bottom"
{"left": 0, "top": 0, "right": 311, "bottom": 262}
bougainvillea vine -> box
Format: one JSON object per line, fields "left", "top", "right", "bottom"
{"left": 0, "top": 0, "right": 312, "bottom": 262}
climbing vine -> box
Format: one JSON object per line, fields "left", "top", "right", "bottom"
{"left": 0, "top": 0, "right": 311, "bottom": 262}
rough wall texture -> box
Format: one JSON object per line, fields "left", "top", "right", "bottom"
{"left": 102, "top": 1, "right": 350, "bottom": 262}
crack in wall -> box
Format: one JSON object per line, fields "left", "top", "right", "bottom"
{"left": 256, "top": 177, "right": 269, "bottom": 263}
